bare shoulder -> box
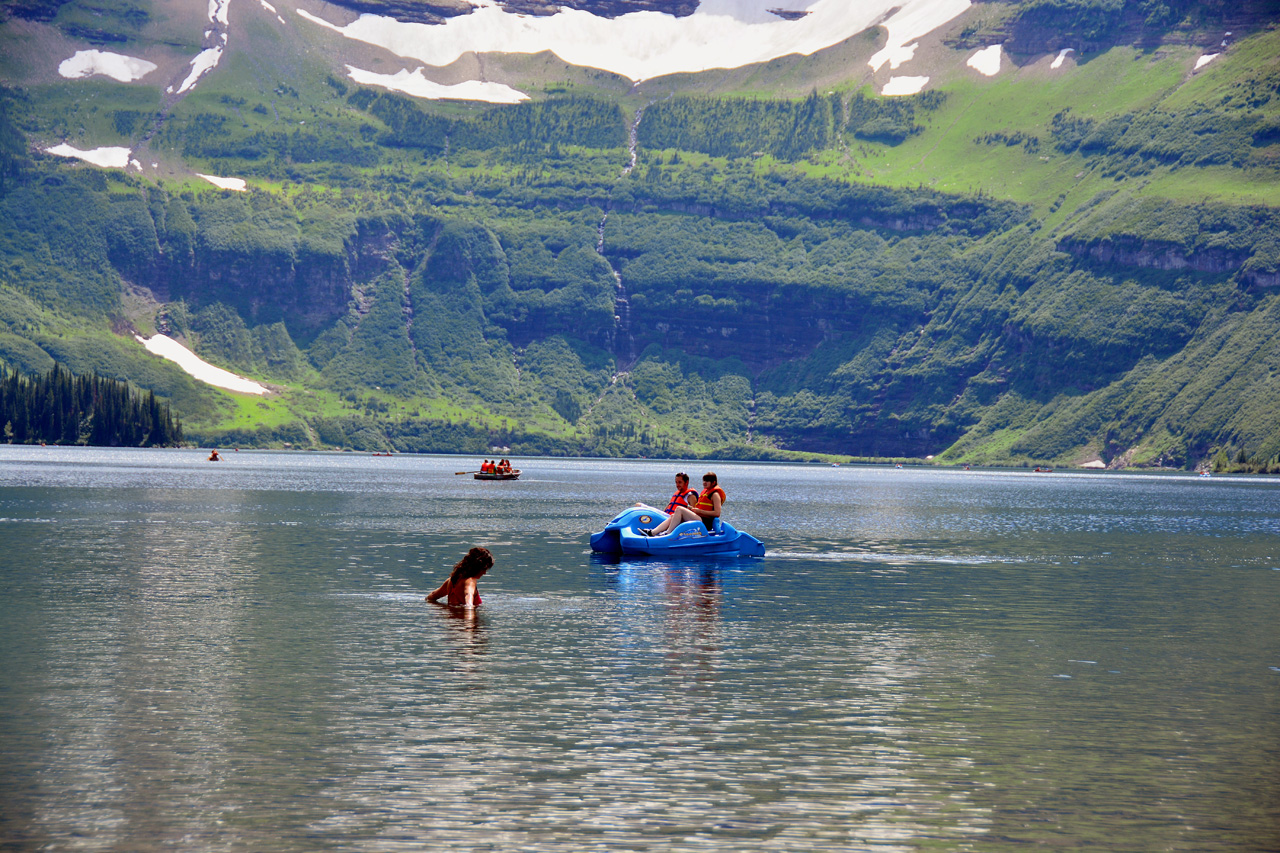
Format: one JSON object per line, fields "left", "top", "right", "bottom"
{"left": 426, "top": 578, "right": 453, "bottom": 602}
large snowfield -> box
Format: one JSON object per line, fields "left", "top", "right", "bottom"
{"left": 48, "top": 0, "right": 980, "bottom": 109}
{"left": 298, "top": 0, "right": 972, "bottom": 84}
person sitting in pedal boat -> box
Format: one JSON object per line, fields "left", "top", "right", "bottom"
{"left": 656, "top": 472, "right": 699, "bottom": 514}
{"left": 642, "top": 472, "right": 725, "bottom": 536}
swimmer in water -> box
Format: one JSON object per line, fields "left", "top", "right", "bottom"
{"left": 426, "top": 547, "right": 493, "bottom": 608}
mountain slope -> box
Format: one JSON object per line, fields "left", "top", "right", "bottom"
{"left": 0, "top": 0, "right": 1278, "bottom": 468}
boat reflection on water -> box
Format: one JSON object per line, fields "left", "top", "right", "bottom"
{"left": 591, "top": 553, "right": 723, "bottom": 689}
{"left": 660, "top": 563, "right": 721, "bottom": 690}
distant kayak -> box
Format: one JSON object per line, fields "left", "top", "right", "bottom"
{"left": 474, "top": 470, "right": 520, "bottom": 481}
{"left": 590, "top": 505, "right": 765, "bottom": 557}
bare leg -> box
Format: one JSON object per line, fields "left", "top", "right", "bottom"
{"left": 650, "top": 505, "right": 699, "bottom": 535}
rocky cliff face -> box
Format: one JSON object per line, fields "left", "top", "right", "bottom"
{"left": 117, "top": 210, "right": 413, "bottom": 343}
{"left": 324, "top": 0, "right": 697, "bottom": 26}
{"left": 623, "top": 286, "right": 893, "bottom": 370}
{"left": 996, "top": 0, "right": 1280, "bottom": 57}
{"left": 1057, "top": 237, "right": 1251, "bottom": 275}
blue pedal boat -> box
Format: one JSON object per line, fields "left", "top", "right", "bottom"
{"left": 590, "top": 505, "right": 765, "bottom": 557}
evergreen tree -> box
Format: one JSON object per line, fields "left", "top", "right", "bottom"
{"left": 0, "top": 364, "right": 182, "bottom": 447}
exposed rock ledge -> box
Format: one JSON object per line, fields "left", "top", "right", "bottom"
{"left": 1057, "top": 237, "right": 1250, "bottom": 277}
{"left": 324, "top": 0, "right": 696, "bottom": 26}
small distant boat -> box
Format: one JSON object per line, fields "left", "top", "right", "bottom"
{"left": 474, "top": 469, "right": 520, "bottom": 481}
{"left": 1033, "top": 466, "right": 1054, "bottom": 473}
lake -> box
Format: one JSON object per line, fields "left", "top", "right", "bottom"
{"left": 1, "top": 447, "right": 1277, "bottom": 852}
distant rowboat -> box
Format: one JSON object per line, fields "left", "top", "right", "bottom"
{"left": 474, "top": 469, "right": 520, "bottom": 481}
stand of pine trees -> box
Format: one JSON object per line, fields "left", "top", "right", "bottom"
{"left": 0, "top": 364, "right": 182, "bottom": 447}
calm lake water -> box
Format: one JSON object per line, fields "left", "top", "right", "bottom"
{"left": 1, "top": 447, "right": 1278, "bottom": 852}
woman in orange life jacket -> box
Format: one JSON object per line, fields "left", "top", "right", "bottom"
{"left": 642, "top": 472, "right": 725, "bottom": 536}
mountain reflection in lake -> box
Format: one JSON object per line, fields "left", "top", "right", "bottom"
{"left": 1, "top": 448, "right": 1277, "bottom": 852}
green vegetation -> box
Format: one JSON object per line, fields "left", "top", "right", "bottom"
{"left": 638, "top": 90, "right": 947, "bottom": 160}
{"left": 1007, "top": 0, "right": 1268, "bottom": 47}
{"left": 0, "top": 4, "right": 1279, "bottom": 465}
{"left": 0, "top": 363, "right": 182, "bottom": 446}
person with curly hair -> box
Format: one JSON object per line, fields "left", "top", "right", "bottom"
{"left": 426, "top": 546, "right": 493, "bottom": 608}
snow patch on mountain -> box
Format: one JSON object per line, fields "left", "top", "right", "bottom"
{"left": 259, "top": 0, "right": 286, "bottom": 24}
{"left": 882, "top": 76, "right": 929, "bottom": 96}
{"left": 168, "top": 0, "right": 232, "bottom": 94}
{"left": 297, "top": 0, "right": 971, "bottom": 83}
{"left": 136, "top": 334, "right": 267, "bottom": 395}
{"left": 198, "top": 174, "right": 248, "bottom": 191}
{"left": 172, "top": 46, "right": 224, "bottom": 94}
{"left": 345, "top": 65, "right": 528, "bottom": 103}
{"left": 868, "top": 0, "right": 970, "bottom": 72}
{"left": 58, "top": 50, "right": 158, "bottom": 82}
{"left": 967, "top": 44, "right": 1001, "bottom": 76}
{"left": 1195, "top": 53, "right": 1218, "bottom": 70}
{"left": 873, "top": 41, "right": 917, "bottom": 72}
{"left": 45, "top": 144, "right": 132, "bottom": 168}
{"left": 1051, "top": 47, "right": 1073, "bottom": 69}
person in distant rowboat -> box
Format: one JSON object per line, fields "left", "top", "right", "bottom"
{"left": 642, "top": 472, "right": 725, "bottom": 536}
{"left": 426, "top": 547, "right": 493, "bottom": 608}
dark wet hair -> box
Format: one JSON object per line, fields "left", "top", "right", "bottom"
{"left": 702, "top": 472, "right": 718, "bottom": 486}
{"left": 449, "top": 547, "right": 493, "bottom": 584}
{"left": 675, "top": 472, "right": 689, "bottom": 484}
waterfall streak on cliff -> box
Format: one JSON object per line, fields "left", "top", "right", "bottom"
{"left": 595, "top": 106, "right": 646, "bottom": 366}
{"left": 402, "top": 270, "right": 417, "bottom": 360}
{"left": 623, "top": 107, "right": 642, "bottom": 176}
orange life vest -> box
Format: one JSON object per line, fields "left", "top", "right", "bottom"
{"left": 665, "top": 488, "right": 699, "bottom": 514}
{"left": 695, "top": 486, "right": 726, "bottom": 512}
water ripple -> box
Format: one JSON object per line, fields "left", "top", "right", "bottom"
{"left": 1, "top": 450, "right": 1277, "bottom": 851}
